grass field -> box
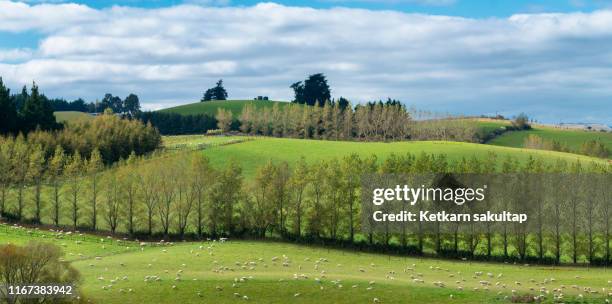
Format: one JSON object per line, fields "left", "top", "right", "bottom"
{"left": 54, "top": 111, "right": 94, "bottom": 123}
{"left": 158, "top": 100, "right": 294, "bottom": 116}
{"left": 162, "top": 135, "right": 251, "bottom": 149}
{"left": 472, "top": 119, "right": 510, "bottom": 136}
{"left": 489, "top": 126, "right": 612, "bottom": 153}
{"left": 199, "top": 136, "right": 605, "bottom": 177}
{"left": 2, "top": 225, "right": 609, "bottom": 304}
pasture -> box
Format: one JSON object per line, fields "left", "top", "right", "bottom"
{"left": 54, "top": 111, "right": 95, "bottom": 123}
{"left": 1, "top": 225, "right": 609, "bottom": 304}
{"left": 489, "top": 126, "right": 612, "bottom": 153}
{"left": 199, "top": 136, "right": 604, "bottom": 177}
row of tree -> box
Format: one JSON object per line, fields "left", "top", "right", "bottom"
{"left": 49, "top": 93, "right": 141, "bottom": 115}
{"left": 524, "top": 134, "right": 610, "bottom": 158}
{"left": 136, "top": 112, "right": 217, "bottom": 135}
{"left": 223, "top": 101, "right": 479, "bottom": 142}
{"left": 234, "top": 101, "right": 411, "bottom": 141}
{"left": 0, "top": 147, "right": 609, "bottom": 264}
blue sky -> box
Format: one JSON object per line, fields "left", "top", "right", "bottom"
{"left": 21, "top": 0, "right": 612, "bottom": 16}
{"left": 1, "top": 0, "right": 612, "bottom": 123}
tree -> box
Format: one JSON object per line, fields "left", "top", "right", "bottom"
{"left": 158, "top": 163, "right": 176, "bottom": 237}
{"left": 251, "top": 161, "right": 276, "bottom": 237}
{"left": 20, "top": 82, "right": 57, "bottom": 133}
{"left": 0, "top": 77, "right": 17, "bottom": 134}
{"left": 27, "top": 144, "right": 45, "bottom": 223}
{"left": 100, "top": 93, "right": 123, "bottom": 113}
{"left": 512, "top": 113, "right": 531, "bottom": 130}
{"left": 104, "top": 171, "right": 121, "bottom": 234}
{"left": 12, "top": 136, "right": 29, "bottom": 220}
{"left": 139, "top": 163, "right": 158, "bottom": 236}
{"left": 216, "top": 108, "right": 233, "bottom": 133}
{"left": 123, "top": 93, "right": 141, "bottom": 116}
{"left": 191, "top": 154, "right": 213, "bottom": 238}
{"left": 0, "top": 242, "right": 81, "bottom": 303}
{"left": 87, "top": 148, "right": 103, "bottom": 231}
{"left": 288, "top": 157, "right": 309, "bottom": 237}
{"left": 48, "top": 145, "right": 66, "bottom": 227}
{"left": 66, "top": 152, "right": 83, "bottom": 230}
{"left": 291, "top": 73, "right": 331, "bottom": 106}
{"left": 272, "top": 161, "right": 290, "bottom": 235}
{"left": 0, "top": 137, "right": 14, "bottom": 217}
{"left": 201, "top": 79, "right": 228, "bottom": 101}
{"left": 121, "top": 152, "right": 139, "bottom": 236}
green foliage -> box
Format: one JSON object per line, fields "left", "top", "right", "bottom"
{"left": 0, "top": 77, "right": 17, "bottom": 134}
{"left": 19, "top": 82, "right": 59, "bottom": 133}
{"left": 215, "top": 108, "right": 233, "bottom": 133}
{"left": 201, "top": 79, "right": 228, "bottom": 102}
{"left": 291, "top": 73, "right": 331, "bottom": 106}
{"left": 0, "top": 241, "right": 82, "bottom": 303}
{"left": 511, "top": 113, "right": 531, "bottom": 130}
{"left": 28, "top": 111, "right": 161, "bottom": 163}
{"left": 136, "top": 111, "right": 217, "bottom": 135}
{"left": 580, "top": 139, "right": 610, "bottom": 158}
{"left": 490, "top": 127, "right": 612, "bottom": 158}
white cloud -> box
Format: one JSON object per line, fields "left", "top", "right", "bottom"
{"left": 0, "top": 1, "right": 611, "bottom": 122}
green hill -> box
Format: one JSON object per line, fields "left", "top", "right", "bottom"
{"left": 199, "top": 137, "right": 603, "bottom": 177}
{"left": 54, "top": 111, "right": 94, "bottom": 123}
{"left": 158, "top": 100, "right": 294, "bottom": 116}
{"left": 488, "top": 126, "right": 612, "bottom": 152}
{"left": 2, "top": 225, "right": 608, "bottom": 304}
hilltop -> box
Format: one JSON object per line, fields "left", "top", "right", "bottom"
{"left": 158, "top": 100, "right": 295, "bottom": 116}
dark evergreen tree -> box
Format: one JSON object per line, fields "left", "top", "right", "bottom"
{"left": 20, "top": 82, "right": 57, "bottom": 133}
{"left": 337, "top": 97, "right": 350, "bottom": 111}
{"left": 100, "top": 93, "right": 123, "bottom": 113}
{"left": 291, "top": 73, "right": 331, "bottom": 106}
{"left": 124, "top": 93, "right": 141, "bottom": 116}
{"left": 0, "top": 78, "right": 17, "bottom": 134}
{"left": 201, "top": 79, "right": 228, "bottom": 101}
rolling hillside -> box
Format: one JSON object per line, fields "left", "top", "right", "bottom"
{"left": 489, "top": 126, "right": 612, "bottom": 152}
{"left": 158, "top": 100, "right": 295, "bottom": 116}
{"left": 2, "top": 225, "right": 609, "bottom": 304}
{"left": 199, "top": 137, "right": 604, "bottom": 177}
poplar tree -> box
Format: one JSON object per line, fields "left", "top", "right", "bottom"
{"left": 0, "top": 137, "right": 13, "bottom": 216}
{"left": 27, "top": 144, "right": 45, "bottom": 223}
{"left": 288, "top": 157, "right": 309, "bottom": 237}
{"left": 48, "top": 145, "right": 65, "bottom": 226}
{"left": 87, "top": 148, "right": 103, "bottom": 231}
{"left": 66, "top": 152, "right": 83, "bottom": 230}
{"left": 12, "top": 135, "right": 29, "bottom": 220}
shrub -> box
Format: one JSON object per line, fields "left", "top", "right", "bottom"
{"left": 0, "top": 242, "right": 82, "bottom": 303}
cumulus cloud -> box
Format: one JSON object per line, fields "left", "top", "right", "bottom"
{"left": 0, "top": 1, "right": 611, "bottom": 122}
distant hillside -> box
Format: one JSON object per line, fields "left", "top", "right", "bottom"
{"left": 489, "top": 126, "right": 612, "bottom": 153}
{"left": 200, "top": 137, "right": 605, "bottom": 177}
{"left": 54, "top": 111, "right": 94, "bottom": 123}
{"left": 158, "top": 100, "right": 296, "bottom": 116}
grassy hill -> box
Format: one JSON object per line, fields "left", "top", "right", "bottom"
{"left": 159, "top": 100, "right": 294, "bottom": 116}
{"left": 489, "top": 126, "right": 612, "bottom": 152}
{"left": 54, "top": 111, "right": 94, "bottom": 123}
{"left": 2, "top": 225, "right": 608, "bottom": 304}
{"left": 197, "top": 137, "right": 604, "bottom": 177}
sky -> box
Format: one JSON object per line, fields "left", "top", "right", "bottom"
{"left": 1, "top": 0, "right": 612, "bottom": 123}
